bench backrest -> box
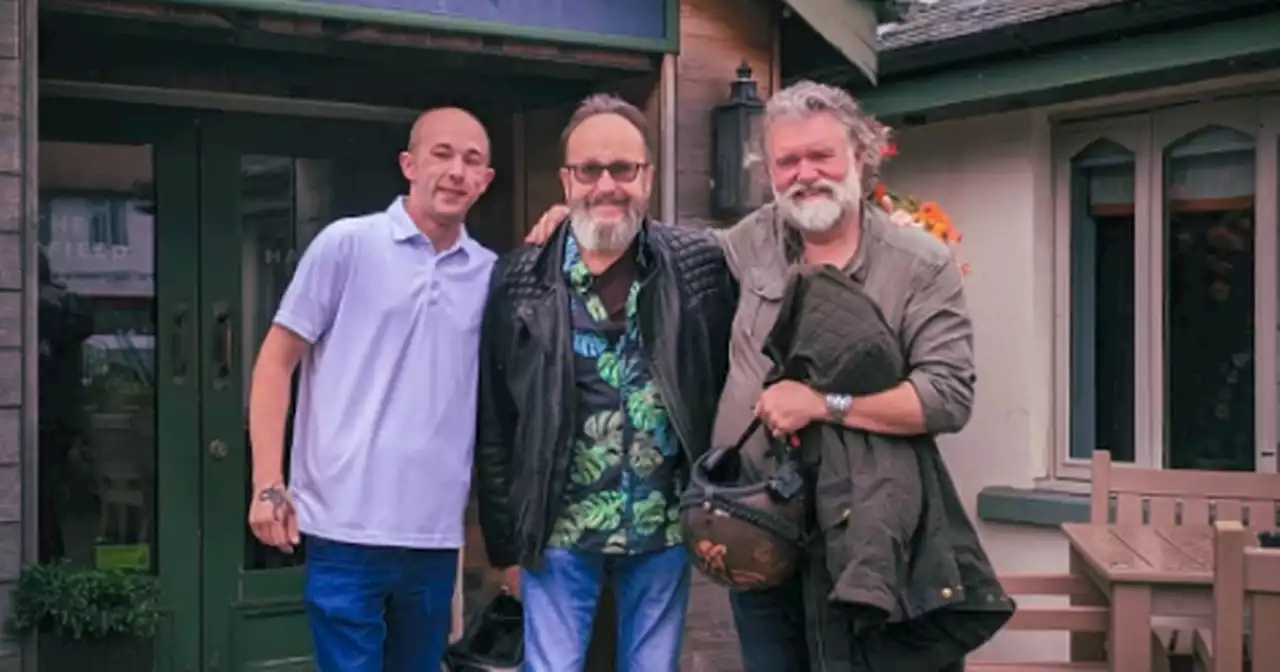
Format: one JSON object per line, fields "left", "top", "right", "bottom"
{"left": 1090, "top": 451, "right": 1280, "bottom": 528}
{"left": 1211, "top": 521, "right": 1280, "bottom": 672}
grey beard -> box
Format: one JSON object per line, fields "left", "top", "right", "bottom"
{"left": 569, "top": 208, "right": 643, "bottom": 252}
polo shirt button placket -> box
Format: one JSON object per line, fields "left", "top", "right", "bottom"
{"left": 423, "top": 256, "right": 439, "bottom": 306}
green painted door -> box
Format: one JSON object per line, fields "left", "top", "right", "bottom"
{"left": 38, "top": 99, "right": 205, "bottom": 672}
{"left": 195, "top": 115, "right": 408, "bottom": 672}
{"left": 39, "top": 100, "right": 409, "bottom": 671}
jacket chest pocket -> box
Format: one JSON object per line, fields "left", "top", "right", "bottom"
{"left": 734, "top": 270, "right": 787, "bottom": 347}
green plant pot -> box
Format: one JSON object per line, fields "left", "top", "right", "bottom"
{"left": 38, "top": 634, "right": 153, "bottom": 672}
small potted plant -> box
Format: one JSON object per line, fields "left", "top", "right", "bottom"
{"left": 9, "top": 560, "right": 162, "bottom": 671}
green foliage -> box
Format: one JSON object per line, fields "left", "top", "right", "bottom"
{"left": 8, "top": 561, "right": 162, "bottom": 640}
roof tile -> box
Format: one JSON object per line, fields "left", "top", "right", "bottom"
{"left": 878, "top": 0, "right": 1132, "bottom": 50}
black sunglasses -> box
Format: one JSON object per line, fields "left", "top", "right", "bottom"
{"left": 563, "top": 161, "right": 649, "bottom": 185}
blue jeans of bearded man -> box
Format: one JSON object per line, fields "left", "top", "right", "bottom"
{"left": 520, "top": 545, "right": 691, "bottom": 672}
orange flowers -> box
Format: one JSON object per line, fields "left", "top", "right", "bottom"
{"left": 874, "top": 179, "right": 968, "bottom": 275}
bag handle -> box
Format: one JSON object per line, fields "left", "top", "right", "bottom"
{"left": 702, "top": 417, "right": 785, "bottom": 472}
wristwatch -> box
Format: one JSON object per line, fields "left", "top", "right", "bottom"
{"left": 825, "top": 393, "right": 853, "bottom": 423}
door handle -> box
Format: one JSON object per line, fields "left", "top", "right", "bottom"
{"left": 212, "top": 300, "right": 233, "bottom": 390}
{"left": 172, "top": 303, "right": 188, "bottom": 384}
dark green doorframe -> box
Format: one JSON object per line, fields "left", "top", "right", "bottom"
{"left": 38, "top": 99, "right": 205, "bottom": 672}
{"left": 39, "top": 99, "right": 411, "bottom": 672}
{"left": 196, "top": 113, "right": 407, "bottom": 672}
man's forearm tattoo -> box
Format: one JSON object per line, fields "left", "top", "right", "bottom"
{"left": 258, "top": 484, "right": 292, "bottom": 521}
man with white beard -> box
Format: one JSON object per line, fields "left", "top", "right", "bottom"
{"left": 526, "top": 81, "right": 984, "bottom": 671}
{"left": 474, "top": 93, "right": 736, "bottom": 671}
{"left": 712, "top": 81, "right": 981, "bottom": 672}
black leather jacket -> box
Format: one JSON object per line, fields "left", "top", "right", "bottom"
{"left": 476, "top": 221, "right": 736, "bottom": 568}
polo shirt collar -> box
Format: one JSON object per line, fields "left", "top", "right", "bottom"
{"left": 386, "top": 196, "right": 474, "bottom": 258}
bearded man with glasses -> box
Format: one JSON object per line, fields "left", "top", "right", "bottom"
{"left": 523, "top": 82, "right": 1011, "bottom": 671}
{"left": 473, "top": 93, "right": 735, "bottom": 671}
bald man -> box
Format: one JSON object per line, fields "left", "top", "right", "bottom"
{"left": 247, "top": 106, "right": 496, "bottom": 672}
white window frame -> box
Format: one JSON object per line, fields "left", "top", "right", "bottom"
{"left": 1051, "top": 95, "right": 1280, "bottom": 480}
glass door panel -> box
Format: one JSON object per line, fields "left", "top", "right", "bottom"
{"left": 37, "top": 98, "right": 204, "bottom": 672}
{"left": 238, "top": 154, "right": 337, "bottom": 572}
{"left": 37, "top": 141, "right": 159, "bottom": 572}
{"left": 198, "top": 116, "right": 405, "bottom": 671}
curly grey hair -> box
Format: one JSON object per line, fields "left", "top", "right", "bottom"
{"left": 762, "top": 80, "right": 892, "bottom": 170}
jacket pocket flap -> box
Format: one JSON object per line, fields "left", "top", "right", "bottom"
{"left": 746, "top": 268, "right": 787, "bottom": 301}
{"left": 815, "top": 491, "right": 853, "bottom": 533}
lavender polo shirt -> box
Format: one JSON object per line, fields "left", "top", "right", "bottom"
{"left": 274, "top": 197, "right": 496, "bottom": 549}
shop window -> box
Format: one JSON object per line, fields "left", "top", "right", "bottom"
{"left": 1163, "top": 125, "right": 1256, "bottom": 471}
{"left": 1068, "top": 138, "right": 1137, "bottom": 463}
{"left": 37, "top": 141, "right": 157, "bottom": 572}
{"left": 1057, "top": 107, "right": 1272, "bottom": 477}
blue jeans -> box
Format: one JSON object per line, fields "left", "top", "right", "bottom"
{"left": 729, "top": 572, "right": 810, "bottom": 672}
{"left": 521, "top": 545, "right": 691, "bottom": 672}
{"left": 303, "top": 535, "right": 458, "bottom": 672}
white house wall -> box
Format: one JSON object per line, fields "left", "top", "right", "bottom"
{"left": 881, "top": 110, "right": 1071, "bottom": 661}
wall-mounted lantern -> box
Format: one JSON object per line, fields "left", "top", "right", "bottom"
{"left": 711, "top": 61, "right": 768, "bottom": 221}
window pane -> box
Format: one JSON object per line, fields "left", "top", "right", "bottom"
{"left": 240, "top": 155, "right": 334, "bottom": 570}
{"left": 1164, "top": 125, "right": 1256, "bottom": 471}
{"left": 239, "top": 153, "right": 395, "bottom": 570}
{"left": 1070, "top": 139, "right": 1137, "bottom": 461}
{"left": 38, "top": 142, "right": 157, "bottom": 573}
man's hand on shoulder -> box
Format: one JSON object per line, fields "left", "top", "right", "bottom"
{"left": 525, "top": 204, "right": 571, "bottom": 246}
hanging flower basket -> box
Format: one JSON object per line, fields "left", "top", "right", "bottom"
{"left": 872, "top": 143, "right": 969, "bottom": 276}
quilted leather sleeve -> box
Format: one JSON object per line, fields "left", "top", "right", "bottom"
{"left": 475, "top": 260, "right": 520, "bottom": 568}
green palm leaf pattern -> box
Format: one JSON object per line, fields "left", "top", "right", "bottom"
{"left": 665, "top": 520, "right": 682, "bottom": 545}
{"left": 626, "top": 381, "right": 666, "bottom": 432}
{"left": 569, "top": 262, "right": 591, "bottom": 288}
{"left": 629, "top": 431, "right": 664, "bottom": 477}
{"left": 584, "top": 409, "right": 624, "bottom": 445}
{"left": 597, "top": 352, "right": 621, "bottom": 388}
{"left": 585, "top": 295, "right": 609, "bottom": 322}
{"left": 665, "top": 503, "right": 682, "bottom": 545}
{"left": 557, "top": 233, "right": 684, "bottom": 555}
{"left": 569, "top": 410, "right": 624, "bottom": 486}
{"left": 548, "top": 512, "right": 582, "bottom": 548}
{"left": 616, "top": 351, "right": 643, "bottom": 387}
{"left": 624, "top": 283, "right": 639, "bottom": 318}
{"left": 633, "top": 491, "right": 669, "bottom": 537}
{"left": 576, "top": 491, "right": 624, "bottom": 531}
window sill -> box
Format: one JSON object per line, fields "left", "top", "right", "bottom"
{"left": 976, "top": 485, "right": 1090, "bottom": 528}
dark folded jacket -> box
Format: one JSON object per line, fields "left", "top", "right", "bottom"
{"left": 763, "top": 265, "right": 1014, "bottom": 670}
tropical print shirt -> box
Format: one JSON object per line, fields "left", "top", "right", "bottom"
{"left": 546, "top": 232, "right": 684, "bottom": 555}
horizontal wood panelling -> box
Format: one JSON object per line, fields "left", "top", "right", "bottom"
{"left": 675, "top": 0, "right": 775, "bottom": 229}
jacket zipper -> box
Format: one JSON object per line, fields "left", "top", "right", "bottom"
{"left": 552, "top": 284, "right": 577, "bottom": 528}
{"left": 637, "top": 276, "right": 695, "bottom": 461}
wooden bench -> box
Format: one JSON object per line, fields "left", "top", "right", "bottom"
{"left": 1093, "top": 451, "right": 1280, "bottom": 668}
{"left": 967, "top": 573, "right": 1110, "bottom": 672}
{"left": 983, "top": 450, "right": 1280, "bottom": 670}
{"left": 1192, "top": 521, "right": 1280, "bottom": 672}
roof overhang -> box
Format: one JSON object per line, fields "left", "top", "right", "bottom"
{"left": 783, "top": 0, "right": 904, "bottom": 85}
{"left": 858, "top": 9, "right": 1280, "bottom": 122}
